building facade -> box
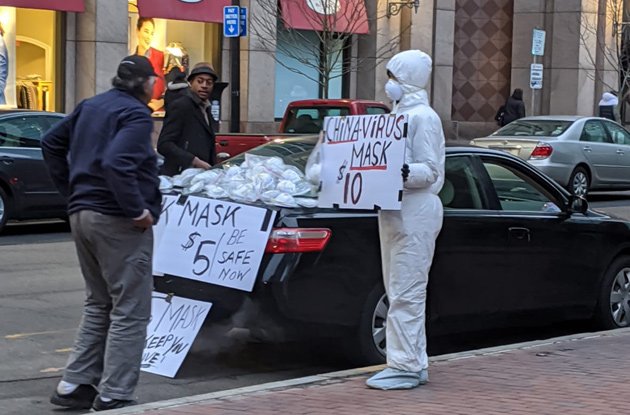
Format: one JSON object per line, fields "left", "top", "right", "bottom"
{"left": 0, "top": 0, "right": 619, "bottom": 140}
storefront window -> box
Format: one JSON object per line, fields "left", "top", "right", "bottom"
{"left": 274, "top": 29, "right": 343, "bottom": 119}
{"left": 127, "top": 1, "right": 222, "bottom": 116}
{"left": 0, "top": 7, "right": 59, "bottom": 111}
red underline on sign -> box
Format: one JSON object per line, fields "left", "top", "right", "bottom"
{"left": 350, "top": 165, "right": 387, "bottom": 171}
{"left": 327, "top": 139, "right": 358, "bottom": 144}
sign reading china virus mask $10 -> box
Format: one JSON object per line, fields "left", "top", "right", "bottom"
{"left": 317, "top": 113, "right": 408, "bottom": 211}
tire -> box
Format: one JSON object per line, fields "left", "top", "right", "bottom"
{"left": 568, "top": 166, "right": 589, "bottom": 197}
{"left": 345, "top": 284, "right": 388, "bottom": 365}
{"left": 593, "top": 256, "right": 630, "bottom": 329}
{"left": 0, "top": 187, "right": 8, "bottom": 233}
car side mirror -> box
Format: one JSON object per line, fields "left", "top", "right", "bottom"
{"left": 567, "top": 195, "right": 588, "bottom": 215}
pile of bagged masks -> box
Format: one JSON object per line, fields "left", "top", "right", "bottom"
{"left": 159, "top": 154, "right": 318, "bottom": 208}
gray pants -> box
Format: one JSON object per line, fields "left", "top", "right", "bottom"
{"left": 63, "top": 210, "right": 153, "bottom": 400}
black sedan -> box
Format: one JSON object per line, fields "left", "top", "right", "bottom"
{"left": 0, "top": 110, "right": 66, "bottom": 232}
{"left": 155, "top": 136, "right": 630, "bottom": 365}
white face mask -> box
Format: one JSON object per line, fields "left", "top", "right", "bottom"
{"left": 385, "top": 79, "right": 404, "bottom": 102}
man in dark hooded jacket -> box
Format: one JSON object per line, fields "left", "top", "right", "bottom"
{"left": 500, "top": 88, "right": 526, "bottom": 126}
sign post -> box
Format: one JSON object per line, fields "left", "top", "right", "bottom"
{"left": 223, "top": 6, "right": 240, "bottom": 38}
{"left": 530, "top": 28, "right": 546, "bottom": 116}
{"left": 239, "top": 7, "right": 248, "bottom": 36}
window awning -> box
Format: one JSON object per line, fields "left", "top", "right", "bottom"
{"left": 279, "top": 0, "right": 368, "bottom": 34}
{"left": 137, "top": 0, "right": 231, "bottom": 23}
{"left": 0, "top": 0, "right": 84, "bottom": 12}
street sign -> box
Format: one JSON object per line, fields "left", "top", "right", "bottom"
{"left": 532, "top": 29, "right": 546, "bottom": 56}
{"left": 223, "top": 6, "right": 239, "bottom": 38}
{"left": 530, "top": 63, "right": 543, "bottom": 89}
{"left": 239, "top": 7, "right": 247, "bottom": 36}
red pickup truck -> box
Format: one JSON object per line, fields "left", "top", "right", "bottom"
{"left": 213, "top": 99, "right": 390, "bottom": 160}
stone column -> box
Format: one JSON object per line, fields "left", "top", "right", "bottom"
{"left": 432, "top": 0, "right": 455, "bottom": 131}
{"left": 543, "top": 0, "right": 599, "bottom": 116}
{"left": 66, "top": 0, "right": 128, "bottom": 109}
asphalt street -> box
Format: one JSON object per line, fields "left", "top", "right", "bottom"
{"left": 0, "top": 192, "right": 628, "bottom": 415}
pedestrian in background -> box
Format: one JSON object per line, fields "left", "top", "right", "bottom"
{"left": 43, "top": 55, "right": 161, "bottom": 411}
{"left": 366, "top": 50, "right": 445, "bottom": 390}
{"left": 157, "top": 62, "right": 218, "bottom": 176}
{"left": 163, "top": 66, "right": 189, "bottom": 114}
{"left": 598, "top": 91, "right": 618, "bottom": 121}
{"left": 500, "top": 88, "right": 526, "bottom": 126}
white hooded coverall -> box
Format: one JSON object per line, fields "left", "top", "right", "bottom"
{"left": 379, "top": 50, "right": 445, "bottom": 373}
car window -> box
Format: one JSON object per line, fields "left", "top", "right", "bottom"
{"left": 482, "top": 161, "right": 561, "bottom": 212}
{"left": 580, "top": 120, "right": 611, "bottom": 143}
{"left": 365, "top": 106, "right": 388, "bottom": 115}
{"left": 603, "top": 121, "right": 630, "bottom": 145}
{"left": 0, "top": 115, "right": 48, "bottom": 148}
{"left": 440, "top": 156, "right": 485, "bottom": 209}
{"left": 492, "top": 120, "right": 573, "bottom": 137}
{"left": 284, "top": 107, "right": 351, "bottom": 134}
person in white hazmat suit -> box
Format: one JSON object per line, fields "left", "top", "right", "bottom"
{"left": 365, "top": 50, "right": 445, "bottom": 390}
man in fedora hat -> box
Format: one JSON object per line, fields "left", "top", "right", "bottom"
{"left": 157, "top": 62, "right": 218, "bottom": 176}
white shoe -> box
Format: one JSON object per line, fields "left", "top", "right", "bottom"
{"left": 365, "top": 367, "right": 428, "bottom": 390}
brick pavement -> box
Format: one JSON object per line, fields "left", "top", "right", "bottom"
{"left": 106, "top": 329, "right": 630, "bottom": 415}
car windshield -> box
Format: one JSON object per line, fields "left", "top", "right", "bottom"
{"left": 492, "top": 120, "right": 573, "bottom": 137}
{"left": 220, "top": 137, "right": 317, "bottom": 172}
{"left": 284, "top": 107, "right": 350, "bottom": 134}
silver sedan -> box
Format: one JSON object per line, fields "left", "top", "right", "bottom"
{"left": 470, "top": 116, "right": 630, "bottom": 196}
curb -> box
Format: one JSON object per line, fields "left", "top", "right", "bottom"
{"left": 101, "top": 327, "right": 630, "bottom": 414}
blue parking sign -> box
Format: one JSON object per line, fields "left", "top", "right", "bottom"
{"left": 223, "top": 6, "right": 239, "bottom": 38}
{"left": 239, "top": 7, "right": 247, "bottom": 37}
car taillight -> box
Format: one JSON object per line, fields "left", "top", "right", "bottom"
{"left": 265, "top": 228, "right": 331, "bottom": 253}
{"left": 529, "top": 143, "right": 553, "bottom": 159}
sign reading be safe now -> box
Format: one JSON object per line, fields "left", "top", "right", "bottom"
{"left": 317, "top": 114, "right": 407, "bottom": 210}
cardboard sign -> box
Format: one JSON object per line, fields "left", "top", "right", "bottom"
{"left": 153, "top": 196, "right": 276, "bottom": 292}
{"left": 318, "top": 114, "right": 407, "bottom": 210}
{"left": 141, "top": 293, "right": 212, "bottom": 378}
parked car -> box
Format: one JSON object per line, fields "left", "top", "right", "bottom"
{"left": 155, "top": 136, "right": 630, "bottom": 365}
{"left": 470, "top": 116, "right": 630, "bottom": 197}
{"left": 0, "top": 110, "right": 66, "bottom": 232}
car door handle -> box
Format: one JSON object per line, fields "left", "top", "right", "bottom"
{"left": 218, "top": 140, "right": 229, "bottom": 146}
{"left": 583, "top": 146, "right": 592, "bottom": 152}
{"left": 0, "top": 156, "right": 13, "bottom": 165}
{"left": 508, "top": 227, "right": 530, "bottom": 242}
{"left": 617, "top": 149, "right": 625, "bottom": 155}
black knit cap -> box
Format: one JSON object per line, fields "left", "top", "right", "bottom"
{"left": 117, "top": 55, "right": 158, "bottom": 80}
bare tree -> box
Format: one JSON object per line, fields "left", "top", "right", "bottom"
{"left": 580, "top": 0, "right": 630, "bottom": 117}
{"left": 249, "top": 0, "right": 409, "bottom": 98}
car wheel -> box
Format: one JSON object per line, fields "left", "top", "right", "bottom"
{"left": 568, "top": 167, "right": 589, "bottom": 197}
{"left": 345, "top": 284, "right": 387, "bottom": 365}
{"left": 0, "top": 187, "right": 8, "bottom": 232}
{"left": 594, "top": 256, "right": 630, "bottom": 329}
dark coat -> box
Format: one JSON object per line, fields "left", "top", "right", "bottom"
{"left": 41, "top": 88, "right": 161, "bottom": 220}
{"left": 157, "top": 94, "right": 216, "bottom": 176}
{"left": 500, "top": 91, "right": 526, "bottom": 126}
{"left": 599, "top": 105, "right": 616, "bottom": 121}
{"left": 163, "top": 82, "right": 189, "bottom": 114}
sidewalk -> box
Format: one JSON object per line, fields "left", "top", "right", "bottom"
{"left": 106, "top": 328, "right": 630, "bottom": 415}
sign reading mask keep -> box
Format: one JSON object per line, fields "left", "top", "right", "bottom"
{"left": 153, "top": 195, "right": 275, "bottom": 292}
{"left": 318, "top": 114, "right": 407, "bottom": 210}
{"left": 141, "top": 294, "right": 212, "bottom": 378}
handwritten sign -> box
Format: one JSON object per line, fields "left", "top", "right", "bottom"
{"left": 153, "top": 195, "right": 276, "bottom": 292}
{"left": 318, "top": 114, "right": 407, "bottom": 210}
{"left": 141, "top": 293, "right": 212, "bottom": 378}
